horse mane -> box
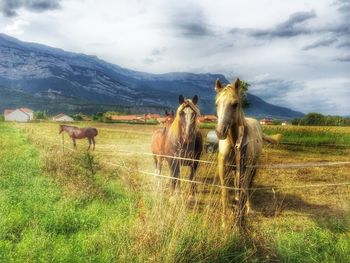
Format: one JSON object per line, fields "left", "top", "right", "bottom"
{"left": 168, "top": 99, "right": 200, "bottom": 139}
{"left": 168, "top": 114, "right": 182, "bottom": 139}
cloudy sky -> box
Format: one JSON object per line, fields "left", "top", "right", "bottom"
{"left": 0, "top": 0, "right": 349, "bottom": 115}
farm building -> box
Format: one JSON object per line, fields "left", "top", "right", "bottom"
{"left": 145, "top": 113, "right": 161, "bottom": 120}
{"left": 52, "top": 113, "right": 74, "bottom": 122}
{"left": 260, "top": 118, "right": 273, "bottom": 125}
{"left": 4, "top": 108, "right": 33, "bottom": 122}
{"left": 198, "top": 115, "right": 218, "bottom": 123}
{"left": 110, "top": 115, "right": 145, "bottom": 122}
{"left": 158, "top": 116, "right": 171, "bottom": 124}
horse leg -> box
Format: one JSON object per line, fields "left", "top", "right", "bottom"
{"left": 218, "top": 152, "right": 228, "bottom": 217}
{"left": 158, "top": 157, "right": 163, "bottom": 175}
{"left": 189, "top": 161, "right": 198, "bottom": 197}
{"left": 236, "top": 183, "right": 248, "bottom": 228}
{"left": 246, "top": 168, "right": 257, "bottom": 215}
{"left": 92, "top": 137, "right": 96, "bottom": 150}
{"left": 153, "top": 155, "right": 158, "bottom": 174}
{"left": 72, "top": 138, "right": 77, "bottom": 148}
{"left": 87, "top": 138, "right": 91, "bottom": 151}
{"left": 169, "top": 159, "right": 180, "bottom": 190}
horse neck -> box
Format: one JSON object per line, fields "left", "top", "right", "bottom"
{"left": 63, "top": 126, "right": 75, "bottom": 134}
{"left": 229, "top": 107, "right": 246, "bottom": 144}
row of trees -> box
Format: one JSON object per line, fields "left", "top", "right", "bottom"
{"left": 292, "top": 113, "right": 350, "bottom": 126}
{"left": 31, "top": 111, "right": 132, "bottom": 122}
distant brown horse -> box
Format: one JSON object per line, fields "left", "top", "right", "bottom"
{"left": 215, "top": 78, "right": 281, "bottom": 226}
{"left": 163, "top": 95, "right": 203, "bottom": 196}
{"left": 151, "top": 111, "right": 175, "bottom": 175}
{"left": 59, "top": 125, "right": 98, "bottom": 150}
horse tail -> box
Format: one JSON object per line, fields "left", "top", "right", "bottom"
{"left": 94, "top": 128, "right": 98, "bottom": 136}
{"left": 262, "top": 133, "right": 281, "bottom": 144}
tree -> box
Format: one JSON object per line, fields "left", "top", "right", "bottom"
{"left": 240, "top": 80, "right": 250, "bottom": 108}
{"left": 33, "top": 111, "right": 48, "bottom": 120}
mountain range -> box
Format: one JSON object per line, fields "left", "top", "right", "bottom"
{"left": 0, "top": 33, "right": 304, "bottom": 119}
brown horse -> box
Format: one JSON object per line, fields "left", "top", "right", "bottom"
{"left": 215, "top": 78, "right": 281, "bottom": 225}
{"left": 151, "top": 111, "right": 175, "bottom": 175}
{"left": 59, "top": 125, "right": 98, "bottom": 150}
{"left": 163, "top": 95, "right": 203, "bottom": 196}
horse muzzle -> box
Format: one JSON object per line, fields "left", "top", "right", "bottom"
{"left": 215, "top": 126, "right": 229, "bottom": 140}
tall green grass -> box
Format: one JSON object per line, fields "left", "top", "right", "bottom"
{"left": 262, "top": 126, "right": 350, "bottom": 147}
{"left": 0, "top": 123, "right": 136, "bottom": 262}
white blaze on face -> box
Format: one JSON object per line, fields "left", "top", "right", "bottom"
{"left": 183, "top": 106, "right": 194, "bottom": 133}
{"left": 216, "top": 92, "right": 226, "bottom": 128}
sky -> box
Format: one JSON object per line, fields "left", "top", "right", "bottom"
{"left": 0, "top": 0, "right": 349, "bottom": 115}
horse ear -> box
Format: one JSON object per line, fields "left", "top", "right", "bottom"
{"left": 234, "top": 78, "right": 241, "bottom": 92}
{"left": 192, "top": 95, "right": 198, "bottom": 105}
{"left": 179, "top": 95, "right": 185, "bottom": 104}
{"left": 165, "top": 110, "right": 168, "bottom": 116}
{"left": 215, "top": 79, "right": 223, "bottom": 92}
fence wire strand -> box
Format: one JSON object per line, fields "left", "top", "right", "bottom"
{"left": 17, "top": 125, "right": 350, "bottom": 191}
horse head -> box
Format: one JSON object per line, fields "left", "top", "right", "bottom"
{"left": 177, "top": 94, "right": 200, "bottom": 143}
{"left": 58, "top": 124, "right": 64, "bottom": 134}
{"left": 215, "top": 78, "right": 242, "bottom": 140}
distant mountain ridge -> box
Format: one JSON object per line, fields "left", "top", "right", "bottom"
{"left": 0, "top": 33, "right": 304, "bottom": 119}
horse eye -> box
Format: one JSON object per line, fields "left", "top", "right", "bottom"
{"left": 232, "top": 103, "right": 238, "bottom": 109}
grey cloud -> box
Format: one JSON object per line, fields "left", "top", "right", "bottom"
{"left": 327, "top": 23, "right": 350, "bottom": 36}
{"left": 337, "top": 41, "right": 350, "bottom": 48}
{"left": 248, "top": 10, "right": 316, "bottom": 38}
{"left": 143, "top": 57, "right": 162, "bottom": 65}
{"left": 144, "top": 47, "right": 167, "bottom": 65}
{"left": 151, "top": 47, "right": 166, "bottom": 56}
{"left": 303, "top": 38, "right": 337, "bottom": 50}
{"left": 249, "top": 78, "right": 349, "bottom": 115}
{"left": 250, "top": 78, "right": 297, "bottom": 100}
{"left": 335, "top": 0, "right": 350, "bottom": 17}
{"left": 0, "top": 0, "right": 61, "bottom": 17}
{"left": 335, "top": 54, "right": 350, "bottom": 62}
{"left": 169, "top": 6, "right": 213, "bottom": 37}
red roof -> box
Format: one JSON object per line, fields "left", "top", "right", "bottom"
{"left": 198, "top": 115, "right": 218, "bottom": 123}
{"left": 110, "top": 115, "right": 141, "bottom": 121}
{"left": 260, "top": 118, "right": 273, "bottom": 122}
{"left": 4, "top": 109, "right": 14, "bottom": 116}
{"left": 159, "top": 116, "right": 173, "bottom": 123}
{"left": 146, "top": 113, "right": 161, "bottom": 119}
{"left": 20, "top": 108, "right": 33, "bottom": 113}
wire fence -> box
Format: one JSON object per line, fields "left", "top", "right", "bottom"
{"left": 101, "top": 159, "right": 350, "bottom": 191}
{"left": 17, "top": 125, "right": 350, "bottom": 192}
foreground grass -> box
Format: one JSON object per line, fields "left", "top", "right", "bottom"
{"left": 2, "top": 122, "right": 350, "bottom": 262}
{"left": 0, "top": 123, "right": 136, "bottom": 262}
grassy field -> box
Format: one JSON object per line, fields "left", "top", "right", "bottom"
{"left": 1, "top": 121, "right": 350, "bottom": 262}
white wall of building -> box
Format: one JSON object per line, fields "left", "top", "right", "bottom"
{"left": 5, "top": 110, "right": 31, "bottom": 122}
{"left": 54, "top": 115, "right": 74, "bottom": 122}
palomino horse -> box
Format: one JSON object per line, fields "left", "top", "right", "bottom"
{"left": 59, "top": 125, "right": 98, "bottom": 150}
{"left": 215, "top": 78, "right": 281, "bottom": 225}
{"left": 151, "top": 111, "right": 175, "bottom": 175}
{"left": 163, "top": 95, "right": 203, "bottom": 196}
